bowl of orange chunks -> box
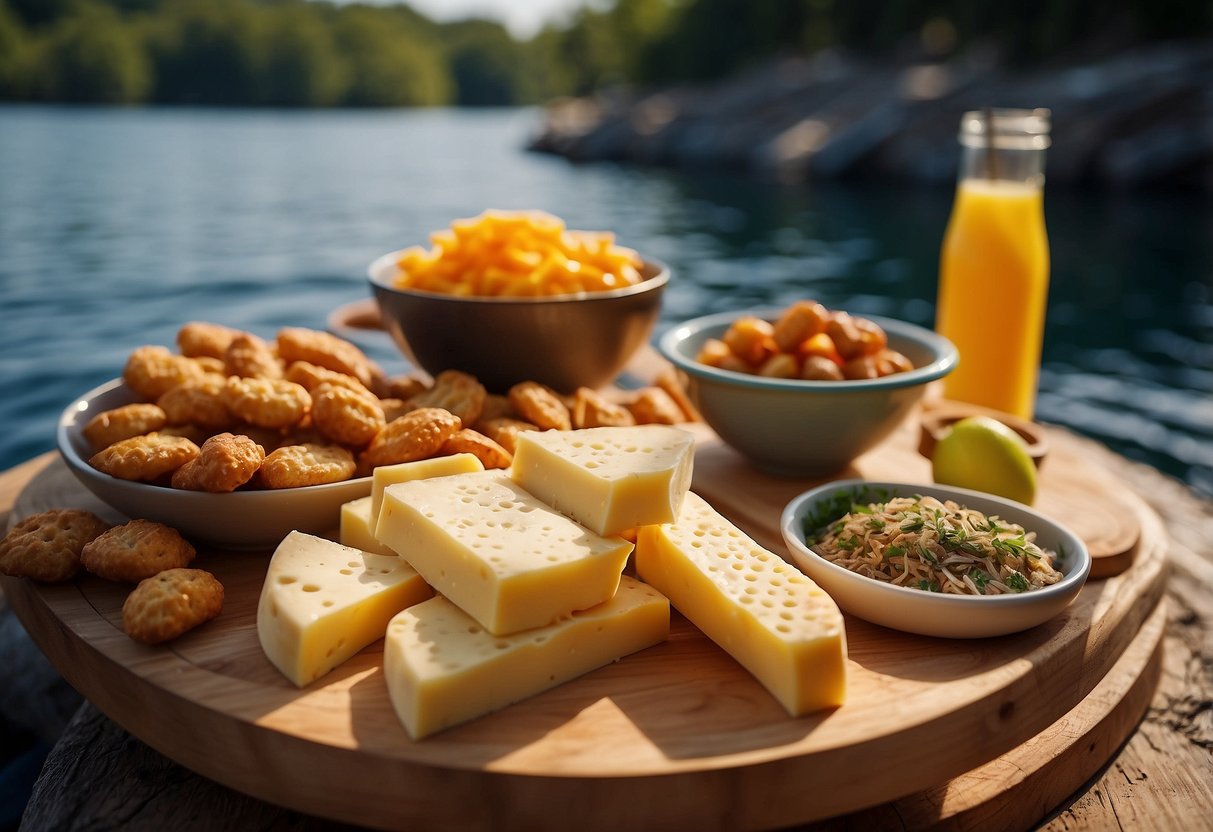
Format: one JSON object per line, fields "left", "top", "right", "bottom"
{"left": 660, "top": 302, "right": 958, "bottom": 476}
{"left": 369, "top": 210, "right": 669, "bottom": 393}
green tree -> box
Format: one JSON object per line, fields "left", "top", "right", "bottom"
{"left": 443, "top": 19, "right": 528, "bottom": 106}
{"left": 0, "top": 2, "right": 29, "bottom": 97}
{"left": 35, "top": 2, "right": 151, "bottom": 103}
{"left": 258, "top": 4, "right": 347, "bottom": 106}
{"left": 146, "top": 0, "right": 263, "bottom": 105}
{"left": 333, "top": 5, "right": 450, "bottom": 106}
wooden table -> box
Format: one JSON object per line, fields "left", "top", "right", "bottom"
{"left": 1, "top": 425, "right": 1210, "bottom": 831}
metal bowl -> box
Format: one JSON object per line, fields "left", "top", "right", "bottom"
{"left": 368, "top": 250, "right": 669, "bottom": 393}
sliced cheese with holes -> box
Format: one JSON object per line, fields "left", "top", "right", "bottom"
{"left": 376, "top": 470, "right": 632, "bottom": 635}
{"left": 509, "top": 425, "right": 695, "bottom": 536}
{"left": 370, "top": 453, "right": 484, "bottom": 530}
{"left": 383, "top": 575, "right": 669, "bottom": 739}
{"left": 257, "top": 530, "right": 432, "bottom": 687}
{"left": 340, "top": 496, "right": 395, "bottom": 556}
{"left": 635, "top": 492, "right": 847, "bottom": 715}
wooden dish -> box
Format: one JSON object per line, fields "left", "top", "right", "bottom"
{"left": 918, "top": 401, "right": 1050, "bottom": 468}
{"left": 1, "top": 417, "right": 1167, "bottom": 831}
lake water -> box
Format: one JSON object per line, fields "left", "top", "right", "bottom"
{"left": 1, "top": 106, "right": 1209, "bottom": 497}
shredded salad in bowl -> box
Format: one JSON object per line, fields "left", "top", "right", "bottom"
{"left": 803, "top": 491, "right": 1066, "bottom": 596}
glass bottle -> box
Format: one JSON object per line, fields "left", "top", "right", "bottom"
{"left": 936, "top": 108, "right": 1051, "bottom": 419}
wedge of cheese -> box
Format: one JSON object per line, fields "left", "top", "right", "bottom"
{"left": 340, "top": 496, "right": 395, "bottom": 556}
{"left": 635, "top": 492, "right": 847, "bottom": 715}
{"left": 369, "top": 453, "right": 484, "bottom": 528}
{"left": 383, "top": 575, "right": 669, "bottom": 739}
{"left": 257, "top": 531, "right": 432, "bottom": 687}
{"left": 376, "top": 470, "right": 632, "bottom": 635}
{"left": 509, "top": 425, "right": 695, "bottom": 536}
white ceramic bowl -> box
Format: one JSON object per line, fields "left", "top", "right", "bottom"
{"left": 780, "top": 480, "right": 1091, "bottom": 638}
{"left": 58, "top": 379, "right": 371, "bottom": 550}
{"left": 659, "top": 310, "right": 957, "bottom": 476}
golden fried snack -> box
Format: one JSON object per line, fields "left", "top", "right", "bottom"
{"left": 81, "top": 519, "right": 196, "bottom": 582}
{"left": 377, "top": 398, "right": 411, "bottom": 423}
{"left": 654, "top": 366, "right": 700, "bottom": 422}
{"left": 171, "top": 432, "right": 265, "bottom": 492}
{"left": 261, "top": 443, "right": 356, "bottom": 488}
{"left": 877, "top": 349, "right": 914, "bottom": 375}
{"left": 757, "top": 354, "right": 799, "bottom": 379}
{"left": 284, "top": 361, "right": 370, "bottom": 395}
{"left": 157, "top": 375, "right": 232, "bottom": 430}
{"left": 406, "top": 369, "right": 486, "bottom": 425}
{"left": 222, "top": 377, "right": 310, "bottom": 429}
{"left": 477, "top": 393, "right": 515, "bottom": 423}
{"left": 276, "top": 327, "right": 377, "bottom": 389}
{"left": 224, "top": 332, "right": 282, "bottom": 380}
{"left": 628, "top": 388, "right": 684, "bottom": 425}
{"left": 387, "top": 374, "right": 428, "bottom": 401}
{"left": 508, "top": 381, "right": 571, "bottom": 431}
{"left": 440, "top": 428, "right": 512, "bottom": 469}
{"left": 193, "top": 356, "right": 226, "bottom": 374}
{"left": 123, "top": 345, "right": 208, "bottom": 400}
{"left": 89, "top": 433, "right": 200, "bottom": 482}
{"left": 311, "top": 383, "right": 385, "bottom": 447}
{"left": 156, "top": 424, "right": 214, "bottom": 446}
{"left": 230, "top": 424, "right": 281, "bottom": 449}
{"left": 474, "top": 417, "right": 539, "bottom": 456}
{"left": 365, "top": 364, "right": 393, "bottom": 400}
{"left": 122, "top": 568, "right": 223, "bottom": 644}
{"left": 722, "top": 317, "right": 777, "bottom": 367}
{"left": 801, "top": 355, "right": 844, "bottom": 381}
{"left": 571, "top": 387, "right": 636, "bottom": 429}
{"left": 177, "top": 321, "right": 243, "bottom": 360}
{"left": 82, "top": 403, "right": 168, "bottom": 451}
{"left": 0, "top": 509, "right": 111, "bottom": 583}
{"left": 772, "top": 301, "right": 830, "bottom": 353}
{"left": 360, "top": 408, "right": 461, "bottom": 469}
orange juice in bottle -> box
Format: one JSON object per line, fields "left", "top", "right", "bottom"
{"left": 936, "top": 109, "right": 1051, "bottom": 419}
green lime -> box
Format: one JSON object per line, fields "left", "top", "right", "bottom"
{"left": 931, "top": 416, "right": 1038, "bottom": 505}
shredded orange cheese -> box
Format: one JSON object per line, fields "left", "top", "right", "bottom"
{"left": 393, "top": 211, "right": 645, "bottom": 297}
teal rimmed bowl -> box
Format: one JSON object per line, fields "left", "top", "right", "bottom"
{"left": 659, "top": 310, "right": 957, "bottom": 476}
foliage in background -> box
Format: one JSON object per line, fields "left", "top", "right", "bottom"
{"left": 0, "top": 0, "right": 1208, "bottom": 106}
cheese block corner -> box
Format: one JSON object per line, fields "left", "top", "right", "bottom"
{"left": 257, "top": 530, "right": 432, "bottom": 687}
{"left": 635, "top": 492, "right": 846, "bottom": 716}
{"left": 383, "top": 575, "right": 670, "bottom": 739}
{"left": 510, "top": 424, "right": 695, "bottom": 536}
{"left": 369, "top": 453, "right": 484, "bottom": 530}
{"left": 377, "top": 470, "right": 632, "bottom": 635}
{"left": 340, "top": 496, "right": 396, "bottom": 556}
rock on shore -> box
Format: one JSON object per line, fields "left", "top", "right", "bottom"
{"left": 528, "top": 41, "right": 1213, "bottom": 191}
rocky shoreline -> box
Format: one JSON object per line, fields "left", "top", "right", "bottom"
{"left": 528, "top": 41, "right": 1213, "bottom": 191}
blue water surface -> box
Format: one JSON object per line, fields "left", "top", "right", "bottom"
{"left": 1, "top": 105, "right": 1209, "bottom": 496}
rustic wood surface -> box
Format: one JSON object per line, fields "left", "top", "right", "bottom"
{"left": 0, "top": 414, "right": 1195, "bottom": 830}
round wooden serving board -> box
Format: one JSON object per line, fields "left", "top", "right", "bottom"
{"left": 2, "top": 420, "right": 1165, "bottom": 831}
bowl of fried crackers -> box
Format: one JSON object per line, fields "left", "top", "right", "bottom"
{"left": 58, "top": 377, "right": 376, "bottom": 550}
{"left": 368, "top": 210, "right": 669, "bottom": 394}
{"left": 58, "top": 320, "right": 697, "bottom": 550}
{"left": 56, "top": 323, "right": 413, "bottom": 549}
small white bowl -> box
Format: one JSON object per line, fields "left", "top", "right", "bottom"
{"left": 58, "top": 379, "right": 371, "bottom": 550}
{"left": 780, "top": 480, "right": 1091, "bottom": 638}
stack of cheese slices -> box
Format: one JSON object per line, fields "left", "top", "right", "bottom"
{"left": 256, "top": 424, "right": 848, "bottom": 740}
